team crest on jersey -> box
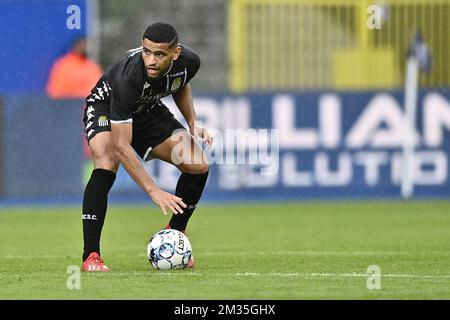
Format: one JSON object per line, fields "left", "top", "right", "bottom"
{"left": 98, "top": 116, "right": 109, "bottom": 127}
{"left": 171, "top": 77, "right": 182, "bottom": 91}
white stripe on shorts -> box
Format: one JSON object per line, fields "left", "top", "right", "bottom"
{"left": 110, "top": 118, "right": 133, "bottom": 124}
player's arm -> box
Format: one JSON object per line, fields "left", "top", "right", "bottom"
{"left": 111, "top": 122, "right": 186, "bottom": 215}
{"left": 172, "top": 83, "right": 213, "bottom": 148}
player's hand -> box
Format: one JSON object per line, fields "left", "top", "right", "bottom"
{"left": 190, "top": 125, "right": 214, "bottom": 149}
{"left": 149, "top": 188, "right": 187, "bottom": 215}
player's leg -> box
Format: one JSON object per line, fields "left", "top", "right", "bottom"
{"left": 82, "top": 100, "right": 119, "bottom": 266}
{"left": 82, "top": 131, "right": 119, "bottom": 263}
{"left": 150, "top": 129, "right": 209, "bottom": 233}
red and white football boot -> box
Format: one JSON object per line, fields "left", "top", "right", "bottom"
{"left": 81, "top": 252, "right": 111, "bottom": 272}
{"left": 187, "top": 255, "right": 195, "bottom": 268}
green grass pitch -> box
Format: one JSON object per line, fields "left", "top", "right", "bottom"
{"left": 0, "top": 201, "right": 449, "bottom": 299}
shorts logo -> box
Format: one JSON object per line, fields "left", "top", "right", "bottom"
{"left": 171, "top": 77, "right": 182, "bottom": 91}
{"left": 98, "top": 116, "right": 109, "bottom": 127}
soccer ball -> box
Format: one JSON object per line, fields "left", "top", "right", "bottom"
{"left": 147, "top": 229, "right": 193, "bottom": 270}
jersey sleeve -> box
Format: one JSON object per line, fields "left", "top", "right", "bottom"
{"left": 109, "top": 76, "right": 140, "bottom": 123}
{"left": 183, "top": 50, "right": 201, "bottom": 86}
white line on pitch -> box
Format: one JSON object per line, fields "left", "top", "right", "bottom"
{"left": 235, "top": 272, "right": 450, "bottom": 279}
{"left": 1, "top": 271, "right": 450, "bottom": 279}
{"left": 61, "top": 272, "right": 450, "bottom": 279}
{"left": 200, "top": 251, "right": 416, "bottom": 256}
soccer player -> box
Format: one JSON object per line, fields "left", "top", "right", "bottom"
{"left": 81, "top": 22, "right": 212, "bottom": 272}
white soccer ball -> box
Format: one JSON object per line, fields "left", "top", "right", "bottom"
{"left": 147, "top": 229, "right": 193, "bottom": 270}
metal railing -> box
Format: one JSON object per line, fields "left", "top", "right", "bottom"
{"left": 228, "top": 0, "right": 449, "bottom": 92}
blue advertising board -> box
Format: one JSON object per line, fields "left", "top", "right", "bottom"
{"left": 111, "top": 89, "right": 450, "bottom": 201}
{"left": 2, "top": 95, "right": 84, "bottom": 198}
{"left": 0, "top": 0, "right": 88, "bottom": 94}
{"left": 1, "top": 89, "right": 449, "bottom": 203}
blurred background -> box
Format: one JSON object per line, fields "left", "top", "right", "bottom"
{"left": 0, "top": 0, "right": 449, "bottom": 204}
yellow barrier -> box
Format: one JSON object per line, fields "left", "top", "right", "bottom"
{"left": 228, "top": 0, "right": 450, "bottom": 92}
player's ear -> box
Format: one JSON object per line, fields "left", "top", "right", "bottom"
{"left": 172, "top": 45, "right": 181, "bottom": 61}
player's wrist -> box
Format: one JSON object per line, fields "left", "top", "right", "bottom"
{"left": 187, "top": 120, "right": 196, "bottom": 128}
{"left": 146, "top": 185, "right": 160, "bottom": 197}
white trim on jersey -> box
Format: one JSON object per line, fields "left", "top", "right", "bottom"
{"left": 110, "top": 119, "right": 133, "bottom": 124}
{"left": 161, "top": 61, "right": 174, "bottom": 77}
{"left": 127, "top": 47, "right": 143, "bottom": 57}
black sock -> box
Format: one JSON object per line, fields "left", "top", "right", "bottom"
{"left": 169, "top": 170, "right": 209, "bottom": 231}
{"left": 82, "top": 168, "right": 116, "bottom": 261}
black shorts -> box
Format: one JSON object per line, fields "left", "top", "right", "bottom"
{"left": 82, "top": 100, "right": 186, "bottom": 161}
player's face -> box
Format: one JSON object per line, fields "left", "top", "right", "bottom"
{"left": 142, "top": 38, "right": 180, "bottom": 79}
